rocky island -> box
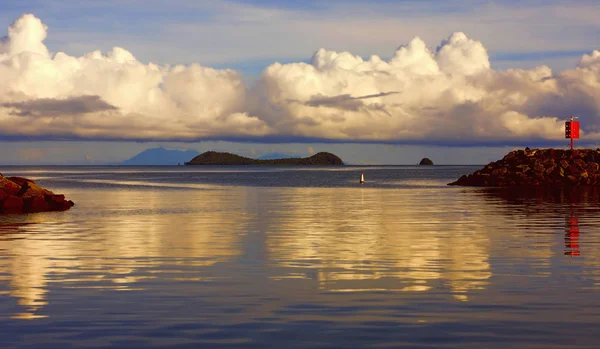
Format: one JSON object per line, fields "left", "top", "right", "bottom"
{"left": 185, "top": 151, "right": 344, "bottom": 166}
{"left": 1, "top": 174, "right": 74, "bottom": 214}
{"left": 449, "top": 148, "right": 600, "bottom": 187}
{"left": 419, "top": 158, "right": 434, "bottom": 166}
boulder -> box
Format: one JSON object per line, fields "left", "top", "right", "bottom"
{"left": 0, "top": 176, "right": 21, "bottom": 195}
{"left": 0, "top": 173, "right": 74, "bottom": 214}
{"left": 2, "top": 195, "right": 23, "bottom": 214}
{"left": 449, "top": 148, "right": 600, "bottom": 187}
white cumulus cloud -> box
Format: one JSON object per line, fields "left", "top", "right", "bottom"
{"left": 0, "top": 14, "right": 270, "bottom": 141}
{"left": 253, "top": 31, "right": 600, "bottom": 144}
{"left": 1, "top": 14, "right": 600, "bottom": 145}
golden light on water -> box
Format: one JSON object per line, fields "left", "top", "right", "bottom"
{"left": 2, "top": 182, "right": 598, "bottom": 319}
{"left": 262, "top": 187, "right": 491, "bottom": 298}
{"left": 0, "top": 186, "right": 249, "bottom": 319}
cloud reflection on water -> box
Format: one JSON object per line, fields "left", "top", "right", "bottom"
{"left": 2, "top": 183, "right": 600, "bottom": 320}
{"left": 259, "top": 187, "right": 491, "bottom": 300}
{"left": 0, "top": 187, "right": 249, "bottom": 319}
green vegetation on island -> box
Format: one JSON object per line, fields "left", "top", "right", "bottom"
{"left": 185, "top": 151, "right": 344, "bottom": 165}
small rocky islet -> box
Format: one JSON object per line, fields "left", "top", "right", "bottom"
{"left": 0, "top": 173, "right": 74, "bottom": 214}
{"left": 419, "top": 158, "right": 434, "bottom": 166}
{"left": 449, "top": 148, "right": 600, "bottom": 187}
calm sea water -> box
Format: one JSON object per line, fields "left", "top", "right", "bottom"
{"left": 1, "top": 165, "right": 600, "bottom": 349}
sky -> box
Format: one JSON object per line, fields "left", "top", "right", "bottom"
{"left": 0, "top": 0, "right": 599, "bottom": 165}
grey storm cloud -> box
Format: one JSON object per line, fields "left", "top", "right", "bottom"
{"left": 305, "top": 92, "right": 399, "bottom": 110}
{"left": 1, "top": 95, "right": 117, "bottom": 117}
{"left": 287, "top": 92, "right": 399, "bottom": 118}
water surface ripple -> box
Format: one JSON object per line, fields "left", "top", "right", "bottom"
{"left": 1, "top": 166, "right": 599, "bottom": 348}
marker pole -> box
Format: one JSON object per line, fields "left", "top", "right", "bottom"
{"left": 570, "top": 116, "right": 574, "bottom": 150}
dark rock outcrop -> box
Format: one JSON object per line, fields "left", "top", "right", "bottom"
{"left": 185, "top": 151, "right": 344, "bottom": 165}
{"left": 1, "top": 174, "right": 74, "bottom": 214}
{"left": 419, "top": 158, "right": 434, "bottom": 166}
{"left": 449, "top": 148, "right": 600, "bottom": 187}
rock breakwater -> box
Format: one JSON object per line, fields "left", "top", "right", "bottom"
{"left": 0, "top": 174, "right": 74, "bottom": 214}
{"left": 449, "top": 148, "right": 600, "bottom": 187}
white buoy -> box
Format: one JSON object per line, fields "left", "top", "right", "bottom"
{"left": 360, "top": 172, "right": 365, "bottom": 184}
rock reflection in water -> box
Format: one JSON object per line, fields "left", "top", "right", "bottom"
{"left": 478, "top": 186, "right": 600, "bottom": 258}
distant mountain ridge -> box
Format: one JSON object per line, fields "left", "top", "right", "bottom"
{"left": 185, "top": 151, "right": 344, "bottom": 165}
{"left": 121, "top": 147, "right": 200, "bottom": 165}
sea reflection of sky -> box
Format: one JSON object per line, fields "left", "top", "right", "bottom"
{"left": 1, "top": 175, "right": 600, "bottom": 343}
{"left": 259, "top": 187, "right": 491, "bottom": 300}
{"left": 0, "top": 186, "right": 249, "bottom": 319}
{"left": 478, "top": 186, "right": 600, "bottom": 285}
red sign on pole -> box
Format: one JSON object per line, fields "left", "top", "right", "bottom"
{"left": 565, "top": 117, "right": 579, "bottom": 150}
{"left": 571, "top": 121, "right": 580, "bottom": 139}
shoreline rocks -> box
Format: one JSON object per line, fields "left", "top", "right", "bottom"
{"left": 449, "top": 148, "right": 600, "bottom": 187}
{"left": 1, "top": 174, "right": 74, "bottom": 214}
